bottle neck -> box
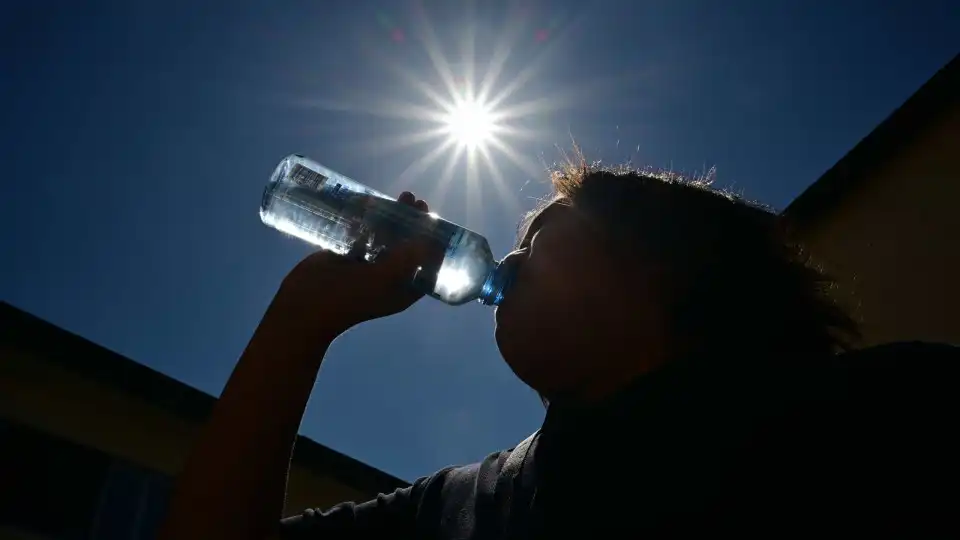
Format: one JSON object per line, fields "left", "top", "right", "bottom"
{"left": 479, "top": 260, "right": 512, "bottom": 306}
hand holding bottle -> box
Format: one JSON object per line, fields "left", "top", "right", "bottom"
{"left": 266, "top": 192, "right": 442, "bottom": 340}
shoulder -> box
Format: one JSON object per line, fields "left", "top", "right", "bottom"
{"left": 280, "top": 449, "right": 515, "bottom": 539}
{"left": 827, "top": 341, "right": 959, "bottom": 461}
{"left": 422, "top": 449, "right": 512, "bottom": 506}
{"left": 827, "top": 340, "right": 959, "bottom": 413}
{"left": 771, "top": 341, "right": 959, "bottom": 443}
{"left": 746, "top": 342, "right": 959, "bottom": 533}
{"left": 833, "top": 340, "right": 959, "bottom": 373}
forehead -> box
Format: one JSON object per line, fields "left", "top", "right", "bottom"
{"left": 519, "top": 201, "right": 565, "bottom": 242}
{"left": 518, "top": 200, "right": 596, "bottom": 246}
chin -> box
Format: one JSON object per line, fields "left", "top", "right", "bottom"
{"left": 493, "top": 306, "right": 511, "bottom": 343}
{"left": 493, "top": 323, "right": 509, "bottom": 358}
{"left": 494, "top": 336, "right": 540, "bottom": 389}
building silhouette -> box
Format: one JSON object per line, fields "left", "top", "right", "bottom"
{"left": 784, "top": 54, "right": 959, "bottom": 347}
{"left": 1, "top": 302, "right": 407, "bottom": 540}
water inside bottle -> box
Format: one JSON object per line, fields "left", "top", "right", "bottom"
{"left": 260, "top": 155, "right": 505, "bottom": 305}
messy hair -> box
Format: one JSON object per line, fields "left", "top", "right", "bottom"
{"left": 521, "top": 159, "right": 859, "bottom": 360}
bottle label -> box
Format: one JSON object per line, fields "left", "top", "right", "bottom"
{"left": 286, "top": 163, "right": 465, "bottom": 261}
{"left": 291, "top": 164, "right": 328, "bottom": 190}
{"left": 290, "top": 164, "right": 358, "bottom": 214}
{"left": 362, "top": 198, "right": 461, "bottom": 247}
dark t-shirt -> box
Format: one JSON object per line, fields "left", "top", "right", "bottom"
{"left": 279, "top": 342, "right": 959, "bottom": 538}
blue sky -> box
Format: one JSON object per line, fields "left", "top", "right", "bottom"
{"left": 2, "top": 0, "right": 957, "bottom": 482}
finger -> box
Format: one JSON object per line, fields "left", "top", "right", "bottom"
{"left": 414, "top": 199, "right": 429, "bottom": 212}
{"left": 347, "top": 231, "right": 370, "bottom": 261}
{"left": 398, "top": 191, "right": 416, "bottom": 206}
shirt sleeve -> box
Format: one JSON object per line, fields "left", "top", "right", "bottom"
{"left": 277, "top": 472, "right": 441, "bottom": 540}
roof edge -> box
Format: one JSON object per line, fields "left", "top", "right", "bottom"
{"left": 0, "top": 301, "right": 410, "bottom": 495}
{"left": 782, "top": 53, "right": 960, "bottom": 226}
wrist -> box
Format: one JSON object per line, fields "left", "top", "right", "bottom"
{"left": 249, "top": 299, "right": 344, "bottom": 363}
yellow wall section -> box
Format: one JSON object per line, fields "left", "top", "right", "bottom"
{"left": 797, "top": 102, "right": 960, "bottom": 347}
{"left": 1, "top": 347, "right": 373, "bottom": 517}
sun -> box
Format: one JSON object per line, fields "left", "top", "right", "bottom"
{"left": 442, "top": 98, "right": 497, "bottom": 150}
{"left": 296, "top": 8, "right": 575, "bottom": 223}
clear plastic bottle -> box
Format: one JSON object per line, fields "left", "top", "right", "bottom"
{"left": 260, "top": 154, "right": 510, "bottom": 306}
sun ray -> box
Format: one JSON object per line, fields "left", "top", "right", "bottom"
{"left": 514, "top": 72, "right": 651, "bottom": 119}
{"left": 478, "top": 144, "right": 523, "bottom": 218}
{"left": 484, "top": 32, "right": 568, "bottom": 110}
{"left": 355, "top": 26, "right": 457, "bottom": 114}
{"left": 373, "top": 99, "right": 449, "bottom": 123}
{"left": 297, "top": 95, "right": 447, "bottom": 123}
{"left": 494, "top": 94, "right": 576, "bottom": 120}
{"left": 459, "top": 8, "right": 477, "bottom": 102}
{"left": 389, "top": 138, "right": 456, "bottom": 194}
{"left": 488, "top": 137, "right": 548, "bottom": 181}
{"left": 412, "top": 1, "right": 461, "bottom": 104}
{"left": 373, "top": 53, "right": 455, "bottom": 113}
{"left": 483, "top": 7, "right": 591, "bottom": 112}
{"left": 352, "top": 126, "right": 449, "bottom": 158}
{"left": 477, "top": 10, "right": 527, "bottom": 104}
{"left": 494, "top": 123, "right": 550, "bottom": 143}
{"left": 464, "top": 147, "right": 483, "bottom": 230}
{"left": 427, "top": 145, "right": 465, "bottom": 212}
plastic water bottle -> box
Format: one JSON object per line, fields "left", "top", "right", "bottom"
{"left": 260, "top": 154, "right": 510, "bottom": 306}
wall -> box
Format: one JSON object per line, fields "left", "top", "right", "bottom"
{"left": 0, "top": 347, "right": 370, "bottom": 540}
{"left": 796, "top": 101, "right": 960, "bottom": 347}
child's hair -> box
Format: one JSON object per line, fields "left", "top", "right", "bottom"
{"left": 521, "top": 158, "right": 859, "bottom": 360}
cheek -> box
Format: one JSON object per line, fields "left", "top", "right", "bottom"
{"left": 522, "top": 251, "right": 584, "bottom": 297}
{"left": 510, "top": 271, "right": 593, "bottom": 346}
{"left": 498, "top": 248, "right": 597, "bottom": 336}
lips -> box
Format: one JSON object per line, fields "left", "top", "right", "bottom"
{"left": 495, "top": 255, "right": 523, "bottom": 302}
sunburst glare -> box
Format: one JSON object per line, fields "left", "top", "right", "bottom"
{"left": 442, "top": 97, "right": 498, "bottom": 150}
{"left": 296, "top": 5, "right": 584, "bottom": 223}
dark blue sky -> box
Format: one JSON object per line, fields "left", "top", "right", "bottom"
{"left": 3, "top": 0, "right": 957, "bottom": 481}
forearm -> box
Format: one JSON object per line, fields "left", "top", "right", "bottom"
{"left": 159, "top": 303, "right": 341, "bottom": 540}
